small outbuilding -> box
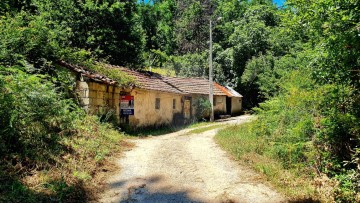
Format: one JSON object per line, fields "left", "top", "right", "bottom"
{"left": 215, "top": 84, "right": 243, "bottom": 116}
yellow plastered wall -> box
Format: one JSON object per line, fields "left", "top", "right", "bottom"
{"left": 76, "top": 81, "right": 232, "bottom": 126}
{"left": 128, "top": 88, "right": 183, "bottom": 127}
{"left": 231, "top": 97, "right": 242, "bottom": 115}
{"left": 214, "top": 95, "right": 227, "bottom": 114}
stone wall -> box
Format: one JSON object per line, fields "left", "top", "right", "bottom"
{"left": 76, "top": 81, "right": 121, "bottom": 120}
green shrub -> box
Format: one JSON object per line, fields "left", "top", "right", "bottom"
{"left": 0, "top": 66, "right": 125, "bottom": 201}
{"left": 194, "top": 97, "right": 211, "bottom": 120}
{"left": 86, "top": 62, "right": 136, "bottom": 86}
{"left": 216, "top": 68, "right": 359, "bottom": 201}
{"left": 0, "top": 66, "right": 82, "bottom": 163}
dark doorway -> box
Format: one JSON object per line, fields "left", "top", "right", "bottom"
{"left": 226, "top": 97, "right": 232, "bottom": 115}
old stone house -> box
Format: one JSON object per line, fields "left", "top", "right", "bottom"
{"left": 60, "top": 61, "right": 242, "bottom": 127}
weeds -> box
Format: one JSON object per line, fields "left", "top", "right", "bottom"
{"left": 215, "top": 69, "right": 359, "bottom": 202}
{"left": 215, "top": 123, "right": 320, "bottom": 201}
{"left": 124, "top": 120, "right": 216, "bottom": 137}
{"left": 0, "top": 67, "right": 125, "bottom": 202}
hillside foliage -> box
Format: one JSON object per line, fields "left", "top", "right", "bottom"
{"left": 0, "top": 0, "right": 359, "bottom": 202}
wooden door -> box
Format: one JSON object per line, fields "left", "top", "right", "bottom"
{"left": 184, "top": 99, "right": 191, "bottom": 119}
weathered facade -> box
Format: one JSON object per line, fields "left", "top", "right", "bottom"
{"left": 62, "top": 61, "right": 243, "bottom": 127}
{"left": 215, "top": 84, "right": 243, "bottom": 116}
{"left": 128, "top": 88, "right": 184, "bottom": 126}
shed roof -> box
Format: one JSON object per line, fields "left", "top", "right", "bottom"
{"left": 214, "top": 83, "right": 243, "bottom": 98}
{"left": 225, "top": 86, "right": 243, "bottom": 97}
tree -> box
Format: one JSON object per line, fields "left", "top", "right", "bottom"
{"left": 175, "top": 0, "right": 212, "bottom": 54}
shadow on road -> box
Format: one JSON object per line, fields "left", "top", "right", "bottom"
{"left": 288, "top": 199, "right": 321, "bottom": 203}
{"left": 107, "top": 175, "right": 205, "bottom": 203}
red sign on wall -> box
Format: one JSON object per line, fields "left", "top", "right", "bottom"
{"left": 120, "top": 96, "right": 134, "bottom": 115}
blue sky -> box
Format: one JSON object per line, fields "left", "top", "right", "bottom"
{"left": 139, "top": 1, "right": 285, "bottom": 6}
{"left": 273, "top": 0, "right": 286, "bottom": 6}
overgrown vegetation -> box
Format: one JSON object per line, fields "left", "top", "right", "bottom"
{"left": 124, "top": 124, "right": 181, "bottom": 137}
{"left": 0, "top": 67, "right": 125, "bottom": 201}
{"left": 209, "top": 0, "right": 360, "bottom": 201}
{"left": 1, "top": 0, "right": 359, "bottom": 202}
{"left": 194, "top": 97, "right": 212, "bottom": 120}
{"left": 216, "top": 123, "right": 319, "bottom": 201}
{"left": 87, "top": 62, "right": 136, "bottom": 86}
{"left": 216, "top": 66, "right": 359, "bottom": 201}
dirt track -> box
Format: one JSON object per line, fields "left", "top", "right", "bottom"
{"left": 99, "top": 115, "right": 286, "bottom": 203}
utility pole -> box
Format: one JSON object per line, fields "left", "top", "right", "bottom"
{"left": 209, "top": 18, "right": 214, "bottom": 122}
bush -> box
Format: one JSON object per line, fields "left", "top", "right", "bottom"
{"left": 216, "top": 68, "right": 360, "bottom": 201}
{"left": 0, "top": 66, "right": 82, "bottom": 164}
{"left": 194, "top": 97, "right": 211, "bottom": 120}
{"left": 0, "top": 66, "right": 124, "bottom": 201}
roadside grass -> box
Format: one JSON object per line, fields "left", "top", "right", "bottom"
{"left": 124, "top": 120, "right": 215, "bottom": 137}
{"left": 187, "top": 121, "right": 214, "bottom": 128}
{"left": 185, "top": 124, "right": 224, "bottom": 135}
{"left": 215, "top": 122, "right": 325, "bottom": 202}
{"left": 124, "top": 125, "right": 183, "bottom": 137}
{"left": 1, "top": 116, "right": 126, "bottom": 202}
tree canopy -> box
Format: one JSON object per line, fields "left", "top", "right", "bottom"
{"left": 0, "top": 0, "right": 359, "bottom": 201}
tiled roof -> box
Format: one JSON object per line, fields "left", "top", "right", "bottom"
{"left": 118, "top": 68, "right": 184, "bottom": 94}
{"left": 59, "top": 61, "right": 241, "bottom": 96}
{"left": 59, "top": 61, "right": 183, "bottom": 94}
{"left": 163, "top": 77, "right": 226, "bottom": 96}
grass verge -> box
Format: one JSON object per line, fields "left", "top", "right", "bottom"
{"left": 215, "top": 122, "right": 330, "bottom": 202}
{"left": 124, "top": 125, "right": 183, "bottom": 137}
{"left": 0, "top": 116, "right": 126, "bottom": 202}
{"left": 124, "top": 121, "right": 215, "bottom": 137}
{"left": 185, "top": 124, "right": 224, "bottom": 135}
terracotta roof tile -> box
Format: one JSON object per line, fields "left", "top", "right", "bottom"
{"left": 59, "top": 61, "right": 240, "bottom": 96}
{"left": 163, "top": 77, "right": 226, "bottom": 96}
{"left": 215, "top": 84, "right": 243, "bottom": 97}
{"left": 118, "top": 68, "right": 184, "bottom": 94}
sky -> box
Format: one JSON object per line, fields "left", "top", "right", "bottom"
{"left": 273, "top": 0, "right": 286, "bottom": 6}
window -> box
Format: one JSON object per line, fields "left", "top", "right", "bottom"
{"left": 173, "top": 99, "right": 176, "bottom": 109}
{"left": 155, "top": 98, "right": 160, "bottom": 109}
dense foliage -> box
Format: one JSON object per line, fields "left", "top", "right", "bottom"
{"left": 0, "top": 66, "right": 124, "bottom": 201}
{"left": 0, "top": 0, "right": 359, "bottom": 201}
{"left": 213, "top": 0, "right": 359, "bottom": 201}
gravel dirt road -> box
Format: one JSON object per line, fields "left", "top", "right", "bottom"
{"left": 99, "top": 115, "right": 286, "bottom": 203}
